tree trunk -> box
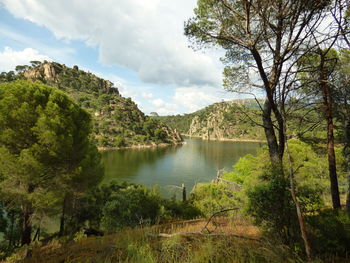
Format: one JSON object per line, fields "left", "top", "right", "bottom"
{"left": 344, "top": 119, "right": 350, "bottom": 213}
{"left": 33, "top": 227, "right": 40, "bottom": 241}
{"left": 321, "top": 69, "right": 341, "bottom": 210}
{"left": 21, "top": 184, "right": 34, "bottom": 246}
{"left": 285, "top": 139, "right": 312, "bottom": 261}
{"left": 59, "top": 196, "right": 67, "bottom": 236}
{"left": 8, "top": 211, "right": 15, "bottom": 248}
{"left": 21, "top": 205, "right": 32, "bottom": 246}
{"left": 182, "top": 184, "right": 186, "bottom": 202}
{"left": 262, "top": 99, "right": 282, "bottom": 165}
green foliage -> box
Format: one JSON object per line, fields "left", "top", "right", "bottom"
{"left": 155, "top": 114, "right": 196, "bottom": 134}
{"left": 157, "top": 100, "right": 265, "bottom": 140}
{"left": 0, "top": 80, "right": 103, "bottom": 246}
{"left": 114, "top": 136, "right": 126, "bottom": 147}
{"left": 224, "top": 140, "right": 340, "bottom": 211}
{"left": 222, "top": 139, "right": 341, "bottom": 246}
{"left": 223, "top": 154, "right": 256, "bottom": 184}
{"left": 0, "top": 62, "right": 182, "bottom": 148}
{"left": 101, "top": 184, "right": 163, "bottom": 230}
{"left": 73, "top": 182, "right": 201, "bottom": 232}
{"left": 246, "top": 176, "right": 299, "bottom": 245}
{"left": 306, "top": 210, "right": 350, "bottom": 257}
{"left": 190, "top": 183, "right": 238, "bottom": 216}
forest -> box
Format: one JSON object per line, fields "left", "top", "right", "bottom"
{"left": 0, "top": 0, "right": 350, "bottom": 262}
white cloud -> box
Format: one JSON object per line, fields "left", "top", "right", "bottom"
{"left": 152, "top": 99, "right": 165, "bottom": 107}
{"left": 142, "top": 92, "right": 153, "bottom": 99}
{"left": 0, "top": 46, "right": 50, "bottom": 72}
{"left": 0, "top": 26, "right": 76, "bottom": 64}
{"left": 174, "top": 87, "right": 227, "bottom": 113}
{"left": 150, "top": 98, "right": 177, "bottom": 115}
{"left": 1, "top": 0, "right": 223, "bottom": 87}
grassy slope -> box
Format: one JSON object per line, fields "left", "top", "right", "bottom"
{"left": 7, "top": 217, "right": 305, "bottom": 263}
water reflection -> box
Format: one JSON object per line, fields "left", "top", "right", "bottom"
{"left": 101, "top": 138, "right": 261, "bottom": 197}
{"left": 102, "top": 145, "right": 181, "bottom": 183}
{"left": 190, "top": 139, "right": 262, "bottom": 170}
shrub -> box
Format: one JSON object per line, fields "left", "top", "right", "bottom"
{"left": 223, "top": 139, "right": 332, "bottom": 246}
{"left": 100, "top": 183, "right": 201, "bottom": 232}
{"left": 306, "top": 210, "right": 350, "bottom": 257}
{"left": 190, "top": 183, "right": 238, "bottom": 216}
{"left": 114, "top": 136, "right": 126, "bottom": 147}
{"left": 101, "top": 185, "right": 162, "bottom": 231}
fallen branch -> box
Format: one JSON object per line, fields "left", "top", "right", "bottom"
{"left": 202, "top": 208, "right": 239, "bottom": 234}
{"left": 146, "top": 232, "right": 261, "bottom": 241}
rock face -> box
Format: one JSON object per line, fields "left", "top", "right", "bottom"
{"left": 187, "top": 100, "right": 265, "bottom": 141}
{"left": 16, "top": 61, "right": 183, "bottom": 147}
{"left": 23, "top": 62, "right": 118, "bottom": 95}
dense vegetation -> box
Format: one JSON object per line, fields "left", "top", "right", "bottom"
{"left": 0, "top": 81, "right": 194, "bottom": 260}
{"left": 1, "top": 0, "right": 350, "bottom": 262}
{"left": 0, "top": 61, "right": 182, "bottom": 148}
{"left": 157, "top": 99, "right": 331, "bottom": 143}
{"left": 0, "top": 81, "right": 103, "bottom": 248}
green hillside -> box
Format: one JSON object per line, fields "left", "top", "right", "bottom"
{"left": 0, "top": 61, "right": 183, "bottom": 148}
{"left": 156, "top": 100, "right": 266, "bottom": 141}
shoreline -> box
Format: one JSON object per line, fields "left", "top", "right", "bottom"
{"left": 181, "top": 134, "right": 266, "bottom": 143}
{"left": 98, "top": 141, "right": 186, "bottom": 151}
{"left": 98, "top": 135, "right": 265, "bottom": 151}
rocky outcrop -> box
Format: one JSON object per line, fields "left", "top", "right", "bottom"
{"left": 16, "top": 61, "right": 183, "bottom": 147}
{"left": 23, "top": 61, "right": 119, "bottom": 95}
{"left": 187, "top": 100, "right": 265, "bottom": 141}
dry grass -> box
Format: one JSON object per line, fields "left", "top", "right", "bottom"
{"left": 5, "top": 216, "right": 300, "bottom": 263}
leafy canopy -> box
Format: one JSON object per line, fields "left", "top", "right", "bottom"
{"left": 0, "top": 80, "right": 103, "bottom": 224}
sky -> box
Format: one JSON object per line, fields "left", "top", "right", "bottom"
{"left": 0, "top": 0, "right": 243, "bottom": 115}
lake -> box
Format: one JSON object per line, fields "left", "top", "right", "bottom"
{"left": 101, "top": 138, "right": 262, "bottom": 198}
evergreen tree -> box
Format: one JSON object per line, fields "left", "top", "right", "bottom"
{"left": 0, "top": 80, "right": 103, "bottom": 245}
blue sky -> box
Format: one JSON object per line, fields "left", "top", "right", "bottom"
{"left": 0, "top": 0, "right": 244, "bottom": 115}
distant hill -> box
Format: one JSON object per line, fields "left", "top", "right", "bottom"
{"left": 0, "top": 61, "right": 182, "bottom": 148}
{"left": 155, "top": 99, "right": 266, "bottom": 141}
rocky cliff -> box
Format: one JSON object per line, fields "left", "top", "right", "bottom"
{"left": 2, "top": 61, "right": 182, "bottom": 148}
{"left": 158, "top": 100, "right": 265, "bottom": 141}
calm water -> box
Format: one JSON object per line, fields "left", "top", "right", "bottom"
{"left": 101, "top": 138, "right": 261, "bottom": 197}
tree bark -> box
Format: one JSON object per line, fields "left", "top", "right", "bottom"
{"left": 344, "top": 119, "right": 350, "bottom": 213}
{"left": 182, "top": 184, "right": 186, "bottom": 202}
{"left": 262, "top": 99, "right": 282, "bottom": 165}
{"left": 320, "top": 61, "right": 341, "bottom": 209}
{"left": 8, "top": 211, "right": 15, "bottom": 248}
{"left": 21, "top": 205, "right": 32, "bottom": 246}
{"left": 285, "top": 138, "right": 312, "bottom": 261}
{"left": 59, "top": 196, "right": 67, "bottom": 236}
{"left": 21, "top": 184, "right": 34, "bottom": 246}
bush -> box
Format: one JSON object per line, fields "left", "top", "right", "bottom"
{"left": 246, "top": 175, "right": 300, "bottom": 245}
{"left": 114, "top": 136, "right": 126, "bottom": 147}
{"left": 306, "top": 210, "right": 350, "bottom": 257}
{"left": 98, "top": 136, "right": 109, "bottom": 146}
{"left": 101, "top": 185, "right": 162, "bottom": 230}
{"left": 190, "top": 183, "right": 238, "bottom": 216}
{"left": 99, "top": 183, "right": 201, "bottom": 232}
{"left": 162, "top": 199, "right": 202, "bottom": 220}
{"left": 223, "top": 139, "right": 331, "bottom": 246}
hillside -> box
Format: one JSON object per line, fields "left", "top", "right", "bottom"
{"left": 156, "top": 100, "right": 266, "bottom": 141}
{"left": 0, "top": 61, "right": 182, "bottom": 148}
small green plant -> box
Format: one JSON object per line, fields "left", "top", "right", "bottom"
{"left": 190, "top": 182, "right": 238, "bottom": 216}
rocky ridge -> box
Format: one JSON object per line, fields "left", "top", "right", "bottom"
{"left": 2, "top": 61, "right": 182, "bottom": 148}
{"left": 158, "top": 100, "right": 265, "bottom": 141}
